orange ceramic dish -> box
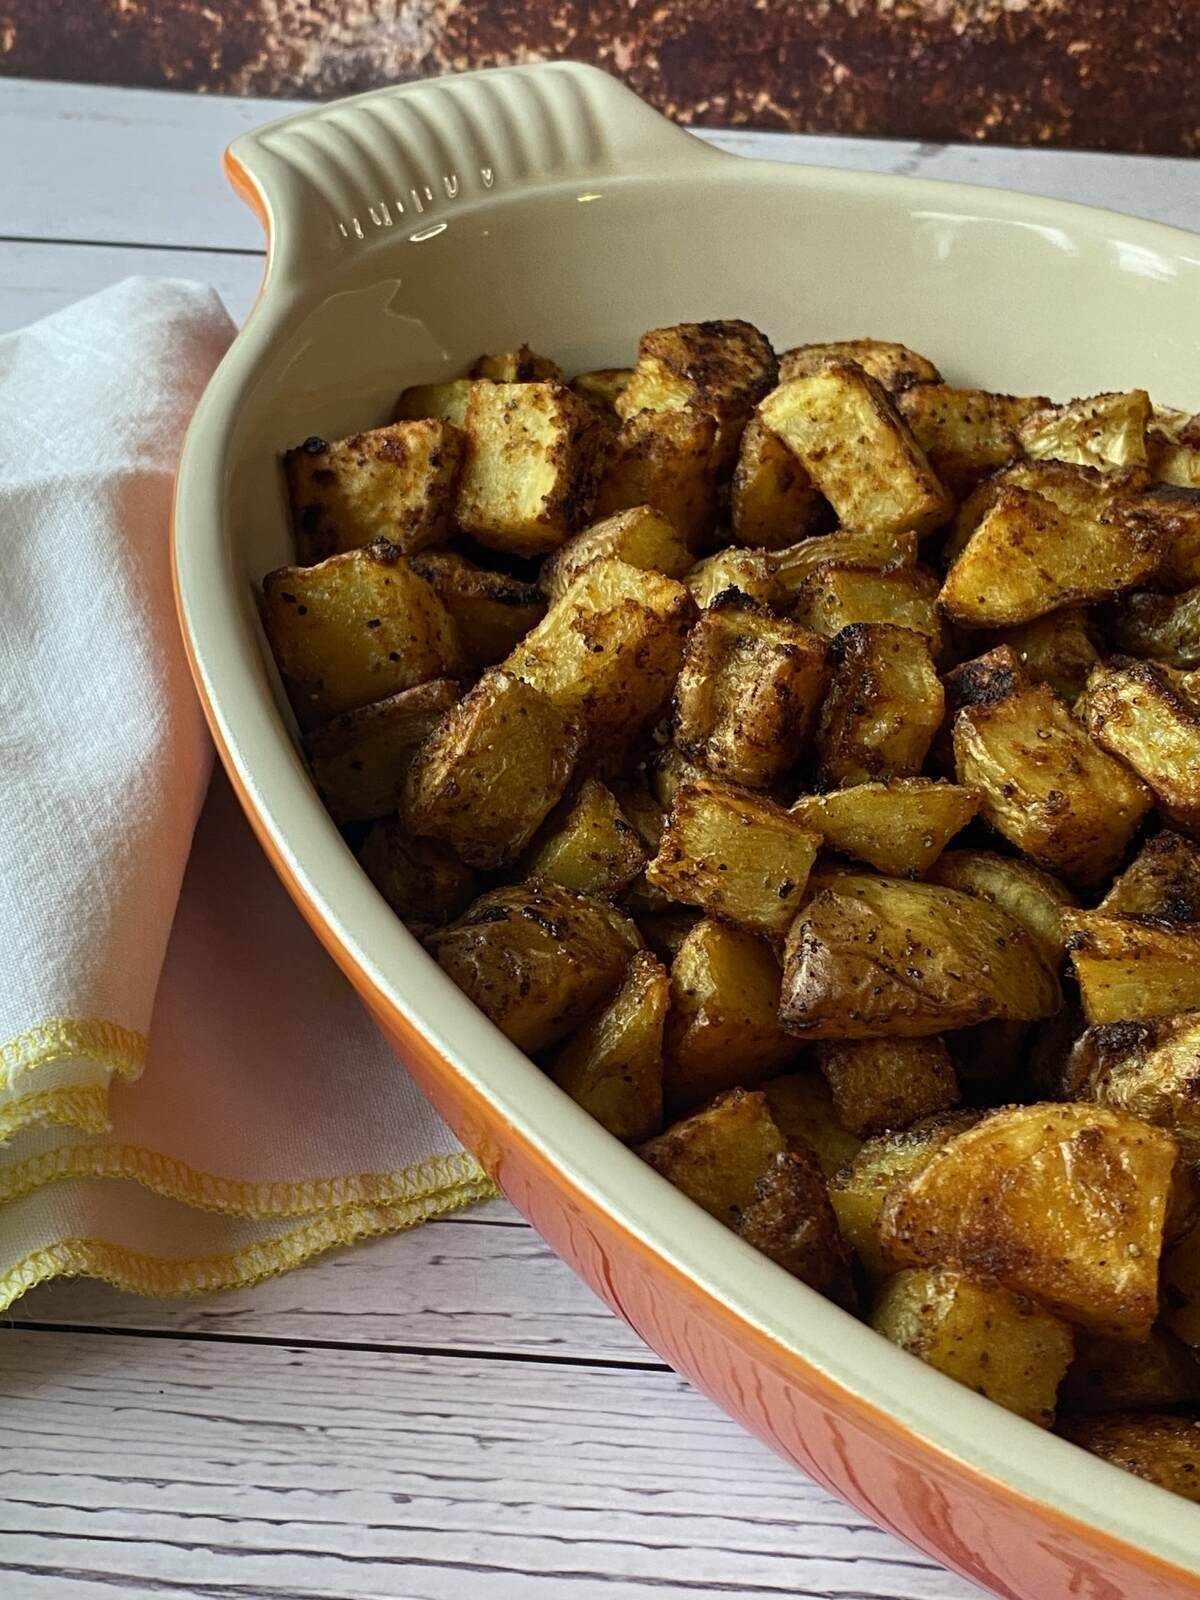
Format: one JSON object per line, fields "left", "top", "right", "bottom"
{"left": 172, "top": 62, "right": 1200, "bottom": 1599}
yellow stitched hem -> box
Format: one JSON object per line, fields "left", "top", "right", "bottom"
{"left": 0, "top": 1017, "right": 146, "bottom": 1093}
{"left": 0, "top": 1085, "right": 112, "bottom": 1143}
{"left": 0, "top": 1140, "right": 497, "bottom": 1216}
{"left": 0, "top": 1181, "right": 496, "bottom": 1313}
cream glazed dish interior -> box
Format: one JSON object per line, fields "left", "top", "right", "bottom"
{"left": 173, "top": 61, "right": 1200, "bottom": 1599}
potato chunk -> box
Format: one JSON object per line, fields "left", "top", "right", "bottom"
{"left": 898, "top": 385, "right": 1046, "bottom": 495}
{"left": 428, "top": 882, "right": 640, "bottom": 1052}
{"left": 470, "top": 346, "right": 562, "bottom": 382}
{"left": 1083, "top": 659, "right": 1200, "bottom": 835}
{"left": 759, "top": 364, "right": 952, "bottom": 538}
{"left": 773, "top": 528, "right": 918, "bottom": 603}
{"left": 985, "top": 609, "right": 1101, "bottom": 702}
{"left": 408, "top": 550, "right": 544, "bottom": 666}
{"left": 646, "top": 780, "right": 821, "bottom": 936}
{"left": 686, "top": 549, "right": 779, "bottom": 610}
{"left": 261, "top": 540, "right": 463, "bottom": 727}
{"left": 880, "top": 1102, "right": 1178, "bottom": 1339}
{"left": 792, "top": 780, "right": 978, "bottom": 878}
{"left": 1064, "top": 913, "right": 1200, "bottom": 1025}
{"left": 1141, "top": 485, "right": 1200, "bottom": 589}
{"left": 817, "top": 1037, "right": 959, "bottom": 1138}
{"left": 781, "top": 874, "right": 1060, "bottom": 1041}
{"left": 1058, "top": 1415, "right": 1200, "bottom": 1502}
{"left": 404, "top": 670, "right": 582, "bottom": 870}
{"left": 762, "top": 1070, "right": 864, "bottom": 1179}
{"left": 730, "top": 416, "right": 825, "bottom": 548}
{"left": 303, "top": 678, "right": 459, "bottom": 823}
{"left": 737, "top": 1150, "right": 857, "bottom": 1306}
{"left": 952, "top": 673, "right": 1153, "bottom": 886}
{"left": 570, "top": 367, "right": 632, "bottom": 413}
{"left": 1108, "top": 586, "right": 1200, "bottom": 670}
{"left": 1066, "top": 1016, "right": 1200, "bottom": 1161}
{"left": 1061, "top": 1327, "right": 1200, "bottom": 1414}
{"left": 640, "top": 1087, "right": 785, "bottom": 1224}
{"left": 794, "top": 562, "right": 943, "bottom": 654}
{"left": 285, "top": 421, "right": 463, "bottom": 563}
{"left": 1018, "top": 390, "right": 1151, "bottom": 471}
{"left": 356, "top": 821, "right": 478, "bottom": 929}
{"left": 594, "top": 407, "right": 718, "bottom": 547}
{"left": 817, "top": 624, "right": 944, "bottom": 788}
{"left": 1100, "top": 831, "right": 1200, "bottom": 921}
{"left": 872, "top": 1267, "right": 1073, "bottom": 1426}
{"left": 778, "top": 339, "right": 941, "bottom": 393}
{"left": 926, "top": 850, "right": 1077, "bottom": 972}
{"left": 549, "top": 950, "right": 667, "bottom": 1142}
{"left": 539, "top": 506, "right": 692, "bottom": 602}
{"left": 664, "top": 919, "right": 797, "bottom": 1107}
{"left": 526, "top": 777, "right": 645, "bottom": 898}
{"left": 457, "top": 381, "right": 601, "bottom": 555}
{"left": 393, "top": 378, "right": 473, "bottom": 427}
{"left": 674, "top": 603, "right": 828, "bottom": 788}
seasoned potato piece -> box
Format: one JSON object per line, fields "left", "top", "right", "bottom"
{"left": 1139, "top": 486, "right": 1200, "bottom": 589}
{"left": 898, "top": 385, "right": 1046, "bottom": 495}
{"left": 760, "top": 364, "right": 952, "bottom": 539}
{"left": 457, "top": 380, "right": 602, "bottom": 555}
{"left": 794, "top": 562, "right": 944, "bottom": 654}
{"left": 872, "top": 1267, "right": 1073, "bottom": 1426}
{"left": 640, "top": 1087, "right": 785, "bottom": 1223}
{"left": 261, "top": 540, "right": 463, "bottom": 727}
{"left": 817, "top": 624, "right": 944, "bottom": 788}
{"left": 470, "top": 346, "right": 562, "bottom": 382}
{"left": 664, "top": 919, "right": 797, "bottom": 1106}
{"left": 646, "top": 780, "right": 821, "bottom": 935}
{"left": 617, "top": 320, "right": 778, "bottom": 468}
{"left": 674, "top": 603, "right": 828, "bottom": 788}
{"left": 526, "top": 777, "right": 645, "bottom": 898}
{"left": 730, "top": 416, "right": 825, "bottom": 548}
{"left": 356, "top": 820, "right": 478, "bottom": 929}
{"left": 1108, "top": 586, "right": 1200, "bottom": 670}
{"left": 405, "top": 670, "right": 582, "bottom": 870}
{"left": 762, "top": 1070, "right": 863, "bottom": 1180}
{"left": 1058, "top": 1414, "right": 1200, "bottom": 1502}
{"left": 506, "top": 557, "right": 693, "bottom": 739}
{"left": 791, "top": 779, "right": 978, "bottom": 877}
{"left": 594, "top": 406, "right": 718, "bottom": 548}
{"left": 539, "top": 505, "right": 692, "bottom": 601}
{"left": 1083, "top": 659, "right": 1200, "bottom": 835}
{"left": 549, "top": 949, "right": 667, "bottom": 1142}
{"left": 817, "top": 1037, "right": 959, "bottom": 1137}
{"left": 985, "top": 609, "right": 1101, "bottom": 702}
{"left": 738, "top": 1149, "right": 857, "bottom": 1306}
{"left": 880, "top": 1102, "right": 1178, "bottom": 1338}
{"left": 778, "top": 339, "right": 941, "bottom": 393}
{"left": 1066, "top": 1016, "right": 1200, "bottom": 1161}
{"left": 1018, "top": 390, "right": 1151, "bottom": 471}
{"left": 927, "top": 850, "right": 1077, "bottom": 972}
{"left": 394, "top": 378, "right": 473, "bottom": 427}
{"left": 408, "top": 550, "right": 545, "bottom": 666}
{"left": 285, "top": 421, "right": 463, "bottom": 564}
{"left": 943, "top": 458, "right": 1152, "bottom": 568}
{"left": 1164, "top": 1219, "right": 1200, "bottom": 1346}
{"left": 303, "top": 678, "right": 459, "bottom": 823}
{"left": 829, "top": 1110, "right": 983, "bottom": 1280}
{"left": 570, "top": 367, "right": 632, "bottom": 413}
{"left": 1061, "top": 1327, "right": 1200, "bottom": 1414}
{"left": 686, "top": 548, "right": 779, "bottom": 610}
{"left": 428, "top": 881, "right": 640, "bottom": 1053}
{"left": 773, "top": 527, "right": 918, "bottom": 603}
{"left": 953, "top": 674, "right": 1153, "bottom": 885}
{"left": 1064, "top": 913, "right": 1200, "bottom": 1025}
{"left": 1100, "top": 831, "right": 1200, "bottom": 921}
{"left": 780, "top": 875, "right": 1061, "bottom": 1041}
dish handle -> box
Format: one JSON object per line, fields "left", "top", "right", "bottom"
{"left": 225, "top": 61, "right": 728, "bottom": 275}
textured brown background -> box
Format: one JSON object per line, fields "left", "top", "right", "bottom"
{"left": 3, "top": 0, "right": 1199, "bottom": 154}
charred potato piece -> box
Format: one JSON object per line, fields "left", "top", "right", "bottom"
{"left": 737, "top": 1149, "right": 857, "bottom": 1306}
{"left": 646, "top": 779, "right": 821, "bottom": 936}
{"left": 984, "top": 609, "right": 1101, "bottom": 702}
{"left": 303, "top": 678, "right": 460, "bottom": 823}
{"left": 1164, "top": 1220, "right": 1200, "bottom": 1347}
{"left": 778, "top": 339, "right": 941, "bottom": 393}
{"left": 1107, "top": 587, "right": 1200, "bottom": 670}
{"left": 730, "top": 416, "right": 825, "bottom": 548}
{"left": 1100, "top": 831, "right": 1200, "bottom": 921}
{"left": 409, "top": 550, "right": 545, "bottom": 667}
{"left": 1061, "top": 1327, "right": 1200, "bottom": 1414}
{"left": 880, "top": 1102, "right": 1178, "bottom": 1339}
{"left": 470, "top": 346, "right": 562, "bottom": 382}
{"left": 760, "top": 363, "right": 952, "bottom": 539}
{"left": 664, "top": 919, "right": 797, "bottom": 1107}
{"left": 794, "top": 562, "right": 944, "bottom": 654}
{"left": 1018, "top": 390, "right": 1151, "bottom": 471}
{"left": 640, "top": 1086, "right": 785, "bottom": 1224}
{"left": 674, "top": 603, "right": 828, "bottom": 788}
{"left": 539, "top": 505, "right": 692, "bottom": 601}
{"left": 926, "top": 850, "right": 1078, "bottom": 972}
{"left": 394, "top": 378, "right": 473, "bottom": 427}
{"left": 405, "top": 670, "right": 583, "bottom": 870}
{"left": 872, "top": 1267, "right": 1073, "bottom": 1426}
{"left": 686, "top": 548, "right": 779, "bottom": 610}
{"left": 1083, "top": 658, "right": 1200, "bottom": 835}
{"left": 898, "top": 385, "right": 1046, "bottom": 495}
{"left": 773, "top": 527, "right": 918, "bottom": 603}
{"left": 549, "top": 949, "right": 667, "bottom": 1142}
{"left": 261, "top": 540, "right": 463, "bottom": 728}
{"left": 356, "top": 820, "right": 478, "bottom": 929}
{"left": 1058, "top": 1414, "right": 1200, "bottom": 1502}
{"left": 457, "top": 380, "right": 602, "bottom": 555}
{"left": 1066, "top": 1016, "right": 1200, "bottom": 1161}
{"left": 781, "top": 874, "right": 1061, "bottom": 1041}
{"left": 594, "top": 406, "right": 718, "bottom": 549}
{"left": 428, "top": 881, "right": 640, "bottom": 1053}
{"left": 817, "top": 623, "right": 943, "bottom": 789}
{"left": 791, "top": 779, "right": 978, "bottom": 878}
{"left": 526, "top": 777, "right": 645, "bottom": 898}
{"left": 817, "top": 1037, "right": 959, "bottom": 1138}
{"left": 571, "top": 367, "right": 633, "bottom": 413}
{"left": 1064, "top": 913, "right": 1200, "bottom": 1025}
{"left": 762, "top": 1070, "right": 864, "bottom": 1180}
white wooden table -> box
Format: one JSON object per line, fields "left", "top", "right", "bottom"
{"left": 0, "top": 77, "right": 1192, "bottom": 1600}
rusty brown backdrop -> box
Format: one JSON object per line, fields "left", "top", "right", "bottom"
{"left": 3, "top": 0, "right": 1198, "bottom": 154}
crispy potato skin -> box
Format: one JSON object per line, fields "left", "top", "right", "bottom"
{"left": 1100, "top": 831, "right": 1200, "bottom": 921}
{"left": 773, "top": 528, "right": 918, "bottom": 603}
{"left": 1057, "top": 1414, "right": 1200, "bottom": 1501}
{"left": 356, "top": 820, "right": 478, "bottom": 930}
{"left": 686, "top": 549, "right": 779, "bottom": 611}
{"left": 780, "top": 874, "right": 1061, "bottom": 1041}
{"left": 926, "top": 849, "right": 1077, "bottom": 972}
{"left": 303, "top": 678, "right": 460, "bottom": 824}
{"left": 762, "top": 1070, "right": 863, "bottom": 1180}
{"left": 1065, "top": 913, "right": 1200, "bottom": 1025}
{"left": 1136, "top": 484, "right": 1200, "bottom": 589}
{"left": 778, "top": 339, "right": 941, "bottom": 393}
{"left": 539, "top": 506, "right": 692, "bottom": 601}
{"left": 817, "top": 623, "right": 944, "bottom": 788}
{"left": 737, "top": 1150, "right": 857, "bottom": 1308}
{"left": 984, "top": 609, "right": 1101, "bottom": 702}
{"left": 795, "top": 562, "right": 944, "bottom": 654}
{"left": 792, "top": 779, "right": 978, "bottom": 878}
{"left": 817, "top": 1037, "right": 959, "bottom": 1138}
{"left": 880, "top": 1102, "right": 1178, "bottom": 1339}
{"left": 549, "top": 949, "right": 667, "bottom": 1143}
{"left": 1082, "top": 658, "right": 1200, "bottom": 835}
{"left": 594, "top": 407, "right": 719, "bottom": 548}
{"left": 1066, "top": 1015, "right": 1200, "bottom": 1161}
{"left": 897, "top": 385, "right": 1045, "bottom": 495}
{"left": 408, "top": 550, "right": 545, "bottom": 667}
{"left": 1018, "top": 390, "right": 1151, "bottom": 471}
{"left": 730, "top": 416, "right": 825, "bottom": 549}
{"left": 639, "top": 1087, "right": 786, "bottom": 1224}
{"left": 1060, "top": 1327, "right": 1200, "bottom": 1415}
{"left": 526, "top": 777, "right": 645, "bottom": 899}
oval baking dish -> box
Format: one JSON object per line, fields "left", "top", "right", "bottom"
{"left": 172, "top": 62, "right": 1200, "bottom": 1600}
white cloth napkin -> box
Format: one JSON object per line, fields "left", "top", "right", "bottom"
{"left": 0, "top": 279, "right": 493, "bottom": 1313}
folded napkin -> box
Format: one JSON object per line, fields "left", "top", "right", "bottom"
{"left": 0, "top": 279, "right": 493, "bottom": 1313}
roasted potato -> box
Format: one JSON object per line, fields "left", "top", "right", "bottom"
{"left": 759, "top": 363, "right": 952, "bottom": 538}
{"left": 1057, "top": 1414, "right": 1200, "bottom": 1501}
{"left": 817, "top": 1036, "right": 959, "bottom": 1137}
{"left": 408, "top": 550, "right": 545, "bottom": 666}
{"left": 1018, "top": 390, "right": 1151, "bottom": 471}
{"left": 816, "top": 623, "right": 944, "bottom": 788}
{"left": 539, "top": 505, "right": 692, "bottom": 601}
{"left": 640, "top": 1087, "right": 785, "bottom": 1223}
{"left": 730, "top": 416, "right": 825, "bottom": 548}
{"left": 1065, "top": 1016, "right": 1200, "bottom": 1160}
{"left": 571, "top": 367, "right": 633, "bottom": 413}
{"left": 780, "top": 874, "right": 1061, "bottom": 1040}
{"left": 526, "top": 777, "right": 645, "bottom": 898}
{"left": 1082, "top": 658, "right": 1200, "bottom": 835}
{"left": 762, "top": 1069, "right": 864, "bottom": 1180}
{"left": 872, "top": 1267, "right": 1073, "bottom": 1426}
{"left": 737, "top": 1149, "right": 857, "bottom": 1306}
{"left": 303, "top": 677, "right": 459, "bottom": 823}
{"left": 984, "top": 608, "right": 1101, "bottom": 702}
{"left": 1164, "top": 1219, "right": 1200, "bottom": 1347}
{"left": 261, "top": 540, "right": 463, "bottom": 727}
{"left": 673, "top": 602, "right": 828, "bottom": 788}
{"left": 650, "top": 745, "right": 710, "bottom": 814}
{"left": 1107, "top": 586, "right": 1200, "bottom": 670}
{"left": 791, "top": 779, "right": 978, "bottom": 878}
{"left": 778, "top": 338, "right": 941, "bottom": 393}
{"left": 773, "top": 527, "right": 918, "bottom": 603}
{"left": 594, "top": 407, "right": 719, "bottom": 547}
{"left": 470, "top": 346, "right": 562, "bottom": 382}
{"left": 879, "top": 1102, "right": 1178, "bottom": 1338}
{"left": 427, "top": 881, "right": 640, "bottom": 1052}
{"left": 898, "top": 385, "right": 1046, "bottom": 495}
{"left": 1060, "top": 1327, "right": 1200, "bottom": 1414}
{"left": 1100, "top": 831, "right": 1200, "bottom": 921}
{"left": 356, "top": 820, "right": 478, "bottom": 929}
{"left": 794, "top": 562, "right": 944, "bottom": 654}
{"left": 926, "top": 850, "right": 1078, "bottom": 972}
{"left": 1064, "top": 913, "right": 1200, "bottom": 1025}
{"left": 1141, "top": 485, "right": 1200, "bottom": 589}
{"left": 686, "top": 548, "right": 779, "bottom": 610}
{"left": 549, "top": 949, "right": 667, "bottom": 1142}
{"left": 394, "top": 377, "right": 473, "bottom": 427}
